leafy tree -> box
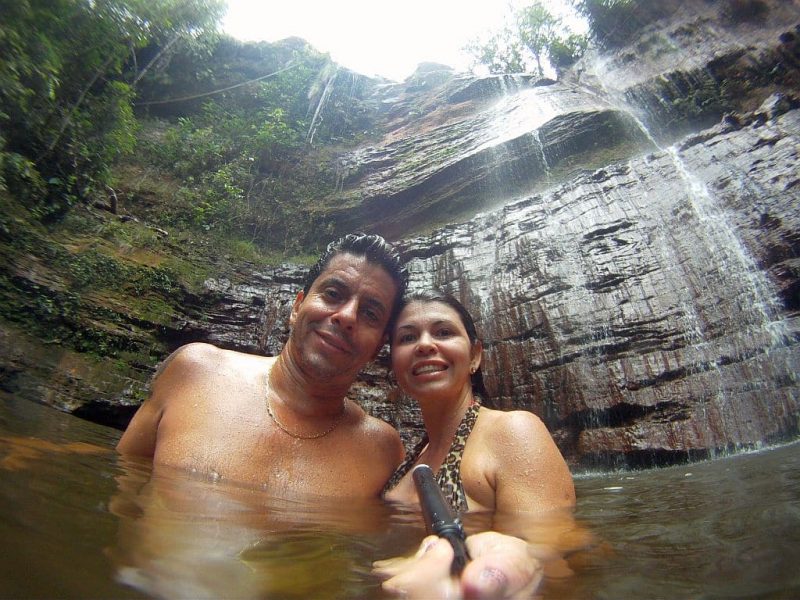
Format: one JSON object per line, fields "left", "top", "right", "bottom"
{"left": 548, "top": 33, "right": 589, "bottom": 74}
{"left": 570, "top": 0, "right": 674, "bottom": 48}
{"left": 465, "top": 1, "right": 588, "bottom": 77}
{"left": 131, "top": 34, "right": 381, "bottom": 252}
{"left": 464, "top": 32, "right": 526, "bottom": 75}
{"left": 0, "top": 0, "right": 224, "bottom": 217}
{"left": 134, "top": 50, "right": 325, "bottom": 249}
{"left": 516, "top": 3, "right": 562, "bottom": 76}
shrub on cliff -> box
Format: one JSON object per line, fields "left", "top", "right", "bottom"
{"left": 571, "top": 0, "right": 677, "bottom": 48}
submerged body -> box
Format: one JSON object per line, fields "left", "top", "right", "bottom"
{"left": 117, "top": 245, "right": 406, "bottom": 498}
{"left": 119, "top": 343, "right": 401, "bottom": 497}
{"left": 383, "top": 296, "right": 576, "bottom": 514}
{"left": 376, "top": 292, "right": 579, "bottom": 598}
{"left": 116, "top": 235, "right": 562, "bottom": 598}
{"left": 4, "top": 398, "right": 798, "bottom": 600}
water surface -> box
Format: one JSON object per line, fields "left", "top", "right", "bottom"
{"left": 1, "top": 396, "right": 798, "bottom": 599}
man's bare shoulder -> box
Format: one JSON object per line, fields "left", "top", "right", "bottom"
{"left": 347, "top": 405, "right": 404, "bottom": 463}
{"left": 364, "top": 412, "right": 403, "bottom": 441}
{"left": 346, "top": 403, "right": 398, "bottom": 436}
{"left": 154, "top": 342, "right": 270, "bottom": 384}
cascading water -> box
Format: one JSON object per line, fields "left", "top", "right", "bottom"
{"left": 388, "top": 9, "right": 800, "bottom": 467}
{"left": 306, "top": 63, "right": 338, "bottom": 145}
{"left": 573, "top": 48, "right": 796, "bottom": 446}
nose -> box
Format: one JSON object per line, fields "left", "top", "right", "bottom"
{"left": 331, "top": 297, "right": 358, "bottom": 330}
{"left": 414, "top": 332, "right": 436, "bottom": 355}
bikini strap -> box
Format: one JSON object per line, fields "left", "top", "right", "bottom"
{"left": 436, "top": 402, "right": 481, "bottom": 514}
{"left": 382, "top": 403, "right": 481, "bottom": 515}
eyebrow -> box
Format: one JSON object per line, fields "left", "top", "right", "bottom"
{"left": 362, "top": 295, "right": 388, "bottom": 316}
{"left": 318, "top": 276, "right": 389, "bottom": 316}
{"left": 395, "top": 319, "right": 454, "bottom": 330}
{"left": 318, "top": 275, "right": 346, "bottom": 289}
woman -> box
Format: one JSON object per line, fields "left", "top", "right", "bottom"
{"left": 376, "top": 291, "right": 587, "bottom": 598}
{"left": 382, "top": 290, "right": 576, "bottom": 515}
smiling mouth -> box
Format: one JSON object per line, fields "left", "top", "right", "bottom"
{"left": 316, "top": 330, "right": 352, "bottom": 354}
{"left": 413, "top": 364, "right": 447, "bottom": 376}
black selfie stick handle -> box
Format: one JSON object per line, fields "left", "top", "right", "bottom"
{"left": 412, "top": 464, "right": 471, "bottom": 575}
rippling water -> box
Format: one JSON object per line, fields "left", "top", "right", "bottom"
{"left": 1, "top": 395, "right": 798, "bottom": 599}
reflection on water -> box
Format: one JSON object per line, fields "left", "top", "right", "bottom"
{"left": 1, "top": 395, "right": 799, "bottom": 599}
{"left": 550, "top": 442, "right": 800, "bottom": 599}
{"left": 106, "top": 458, "right": 406, "bottom": 599}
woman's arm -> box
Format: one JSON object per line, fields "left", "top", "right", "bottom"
{"left": 489, "top": 410, "right": 576, "bottom": 514}
{"left": 376, "top": 411, "right": 585, "bottom": 598}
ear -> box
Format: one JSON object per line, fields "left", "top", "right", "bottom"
{"left": 470, "top": 340, "right": 483, "bottom": 373}
{"left": 289, "top": 291, "right": 305, "bottom": 327}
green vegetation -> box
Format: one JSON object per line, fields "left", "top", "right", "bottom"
{"left": 0, "top": 2, "right": 385, "bottom": 422}
{"left": 1, "top": 0, "right": 377, "bottom": 259}
{"left": 464, "top": 0, "right": 701, "bottom": 76}
{"left": 0, "top": 192, "right": 177, "bottom": 357}
{"left": 124, "top": 35, "right": 382, "bottom": 255}
{"left": 0, "top": 0, "right": 225, "bottom": 218}
{"left": 570, "top": 0, "right": 676, "bottom": 49}
{"left": 464, "top": 1, "right": 588, "bottom": 77}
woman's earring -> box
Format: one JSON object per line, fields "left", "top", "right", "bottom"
{"left": 469, "top": 366, "right": 476, "bottom": 375}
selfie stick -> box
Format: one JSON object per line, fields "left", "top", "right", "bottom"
{"left": 412, "top": 464, "right": 471, "bottom": 575}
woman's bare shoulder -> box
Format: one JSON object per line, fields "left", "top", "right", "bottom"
{"left": 473, "top": 407, "right": 576, "bottom": 510}
{"left": 471, "top": 407, "right": 563, "bottom": 466}
{"left": 476, "top": 407, "right": 550, "bottom": 441}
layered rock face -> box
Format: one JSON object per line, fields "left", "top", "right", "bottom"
{"left": 396, "top": 104, "right": 800, "bottom": 467}
{"left": 183, "top": 1, "right": 800, "bottom": 467}
{"left": 5, "top": 1, "right": 797, "bottom": 469}
{"left": 317, "top": 1, "right": 800, "bottom": 466}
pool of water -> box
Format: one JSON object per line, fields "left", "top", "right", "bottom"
{"left": 1, "top": 395, "right": 799, "bottom": 599}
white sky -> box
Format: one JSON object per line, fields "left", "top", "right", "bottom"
{"left": 222, "top": 0, "right": 522, "bottom": 82}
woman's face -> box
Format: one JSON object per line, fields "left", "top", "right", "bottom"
{"left": 390, "top": 300, "right": 481, "bottom": 403}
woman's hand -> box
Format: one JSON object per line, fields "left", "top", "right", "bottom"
{"left": 373, "top": 531, "right": 543, "bottom": 599}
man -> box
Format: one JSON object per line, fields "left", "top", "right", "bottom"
{"left": 117, "top": 233, "right": 407, "bottom": 496}
{"left": 117, "top": 232, "right": 548, "bottom": 598}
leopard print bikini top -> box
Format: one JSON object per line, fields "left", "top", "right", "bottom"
{"left": 382, "top": 402, "right": 481, "bottom": 514}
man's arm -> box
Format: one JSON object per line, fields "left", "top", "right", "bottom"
{"left": 116, "top": 343, "right": 208, "bottom": 457}
{"left": 116, "top": 394, "right": 163, "bottom": 457}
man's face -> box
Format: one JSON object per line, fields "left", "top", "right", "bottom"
{"left": 288, "top": 252, "right": 398, "bottom": 382}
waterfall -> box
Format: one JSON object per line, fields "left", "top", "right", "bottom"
{"left": 667, "top": 147, "right": 786, "bottom": 341}
{"left": 584, "top": 50, "right": 788, "bottom": 347}
{"left": 393, "top": 34, "right": 799, "bottom": 466}
{"left": 306, "top": 64, "right": 338, "bottom": 145}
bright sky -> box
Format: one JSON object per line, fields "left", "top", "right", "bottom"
{"left": 222, "top": 0, "right": 521, "bottom": 82}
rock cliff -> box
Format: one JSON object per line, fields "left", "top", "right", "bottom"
{"left": 323, "top": 0, "right": 800, "bottom": 467}
{"left": 3, "top": 0, "right": 799, "bottom": 468}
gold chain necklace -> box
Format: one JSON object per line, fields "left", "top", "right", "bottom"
{"left": 265, "top": 376, "right": 347, "bottom": 440}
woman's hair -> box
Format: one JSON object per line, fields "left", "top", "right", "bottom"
{"left": 392, "top": 289, "right": 488, "bottom": 398}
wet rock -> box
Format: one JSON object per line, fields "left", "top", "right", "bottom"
{"left": 5, "top": 0, "right": 799, "bottom": 469}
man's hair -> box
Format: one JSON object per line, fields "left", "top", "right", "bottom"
{"left": 391, "top": 289, "right": 488, "bottom": 398}
{"left": 303, "top": 233, "right": 409, "bottom": 326}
